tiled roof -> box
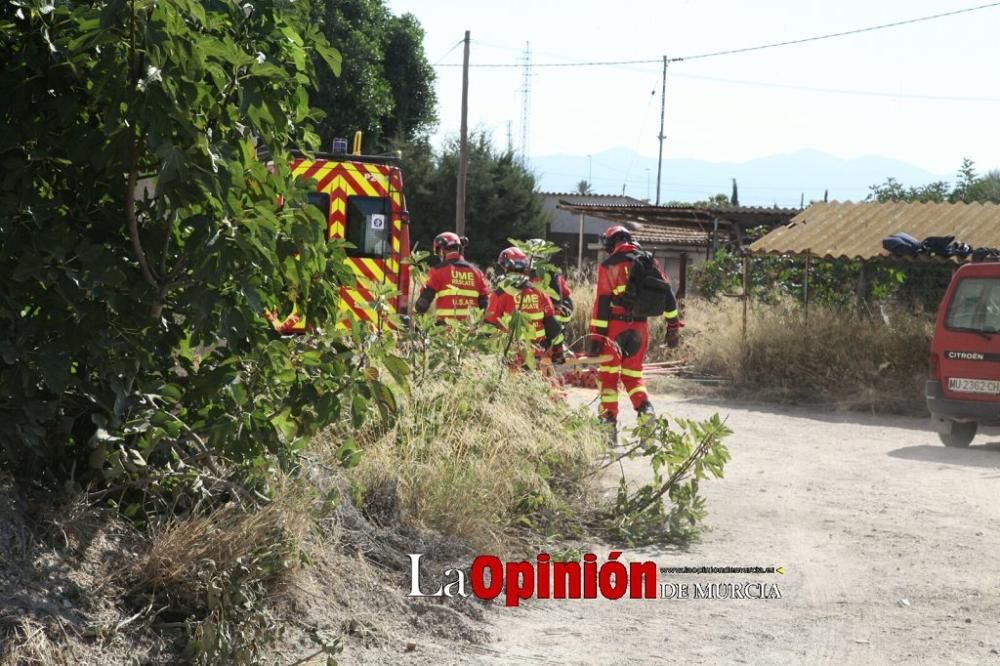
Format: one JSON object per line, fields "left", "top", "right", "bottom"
{"left": 630, "top": 223, "right": 710, "bottom": 247}
{"left": 542, "top": 193, "right": 646, "bottom": 207}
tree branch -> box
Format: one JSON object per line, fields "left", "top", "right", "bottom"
{"left": 125, "top": 0, "right": 164, "bottom": 319}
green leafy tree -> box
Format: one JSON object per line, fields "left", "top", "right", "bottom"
{"left": 953, "top": 159, "right": 1000, "bottom": 204}
{"left": 964, "top": 170, "right": 1000, "bottom": 203}
{"left": 401, "top": 133, "right": 550, "bottom": 267}
{"left": 866, "top": 177, "right": 950, "bottom": 203}
{"left": 0, "top": 0, "right": 387, "bottom": 485}
{"left": 952, "top": 157, "right": 978, "bottom": 201}
{"left": 575, "top": 180, "right": 592, "bottom": 195}
{"left": 310, "top": 0, "right": 436, "bottom": 149}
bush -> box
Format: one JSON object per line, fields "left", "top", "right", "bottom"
{"left": 0, "top": 1, "right": 361, "bottom": 490}
{"left": 336, "top": 356, "right": 605, "bottom": 549}
{"left": 683, "top": 297, "right": 932, "bottom": 414}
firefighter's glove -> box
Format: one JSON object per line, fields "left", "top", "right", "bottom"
{"left": 551, "top": 346, "right": 567, "bottom": 365}
{"left": 557, "top": 301, "right": 573, "bottom": 318}
{"left": 665, "top": 321, "right": 683, "bottom": 348}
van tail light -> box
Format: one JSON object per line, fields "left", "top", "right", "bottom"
{"left": 928, "top": 352, "right": 940, "bottom": 380}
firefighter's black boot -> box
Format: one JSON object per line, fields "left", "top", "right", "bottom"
{"left": 599, "top": 413, "right": 618, "bottom": 447}
{"left": 636, "top": 400, "right": 655, "bottom": 419}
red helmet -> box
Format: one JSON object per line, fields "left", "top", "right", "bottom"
{"left": 497, "top": 246, "right": 530, "bottom": 272}
{"left": 432, "top": 231, "right": 463, "bottom": 253}
{"left": 602, "top": 224, "right": 632, "bottom": 252}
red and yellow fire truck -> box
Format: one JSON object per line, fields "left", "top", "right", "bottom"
{"left": 273, "top": 138, "right": 411, "bottom": 333}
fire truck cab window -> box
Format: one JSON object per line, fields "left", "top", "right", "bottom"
{"left": 346, "top": 196, "right": 390, "bottom": 257}
{"left": 307, "top": 192, "right": 330, "bottom": 221}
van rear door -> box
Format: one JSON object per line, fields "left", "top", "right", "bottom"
{"left": 937, "top": 269, "right": 1000, "bottom": 402}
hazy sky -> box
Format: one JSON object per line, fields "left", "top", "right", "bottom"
{"left": 386, "top": 0, "right": 1000, "bottom": 179}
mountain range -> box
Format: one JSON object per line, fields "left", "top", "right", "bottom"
{"left": 528, "top": 148, "right": 953, "bottom": 208}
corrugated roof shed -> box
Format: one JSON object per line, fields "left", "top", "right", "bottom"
{"left": 751, "top": 201, "right": 1000, "bottom": 261}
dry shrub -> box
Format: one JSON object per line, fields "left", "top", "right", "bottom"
{"left": 0, "top": 618, "right": 59, "bottom": 666}
{"left": 133, "top": 483, "right": 313, "bottom": 611}
{"left": 566, "top": 276, "right": 931, "bottom": 413}
{"left": 565, "top": 276, "right": 595, "bottom": 348}
{"left": 340, "top": 359, "right": 605, "bottom": 550}
{"left": 682, "top": 297, "right": 932, "bottom": 414}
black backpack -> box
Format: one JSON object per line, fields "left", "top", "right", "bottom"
{"left": 618, "top": 251, "right": 673, "bottom": 318}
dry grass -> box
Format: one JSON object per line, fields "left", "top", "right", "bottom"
{"left": 566, "top": 277, "right": 931, "bottom": 414}
{"left": 132, "top": 482, "right": 314, "bottom": 610}
{"left": 683, "top": 297, "right": 932, "bottom": 414}
{"left": 0, "top": 618, "right": 61, "bottom": 666}
{"left": 325, "top": 359, "right": 605, "bottom": 551}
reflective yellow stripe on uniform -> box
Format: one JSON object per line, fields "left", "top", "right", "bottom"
{"left": 598, "top": 365, "right": 620, "bottom": 373}
{"left": 620, "top": 368, "right": 643, "bottom": 378}
{"left": 600, "top": 389, "right": 619, "bottom": 404}
{"left": 551, "top": 333, "right": 565, "bottom": 345}
{"left": 628, "top": 384, "right": 647, "bottom": 397}
{"left": 439, "top": 287, "right": 483, "bottom": 298}
{"left": 663, "top": 309, "right": 679, "bottom": 319}
{"left": 435, "top": 308, "right": 471, "bottom": 317}
{"left": 612, "top": 285, "right": 627, "bottom": 295}
{"left": 522, "top": 311, "right": 546, "bottom": 320}
{"left": 591, "top": 319, "right": 608, "bottom": 328}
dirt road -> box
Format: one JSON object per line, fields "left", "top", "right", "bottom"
{"left": 450, "top": 391, "right": 1000, "bottom": 665}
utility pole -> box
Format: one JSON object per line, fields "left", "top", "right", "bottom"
{"left": 456, "top": 30, "right": 470, "bottom": 235}
{"left": 655, "top": 55, "right": 668, "bottom": 206}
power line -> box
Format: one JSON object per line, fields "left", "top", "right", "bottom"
{"left": 432, "top": 39, "right": 466, "bottom": 66}
{"left": 434, "top": 2, "right": 1000, "bottom": 68}
{"left": 436, "top": 57, "right": 658, "bottom": 68}
{"left": 674, "top": 2, "right": 1000, "bottom": 62}
{"left": 670, "top": 72, "right": 1000, "bottom": 103}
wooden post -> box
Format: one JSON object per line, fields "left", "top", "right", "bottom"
{"left": 855, "top": 263, "right": 871, "bottom": 315}
{"left": 655, "top": 55, "right": 668, "bottom": 206}
{"left": 455, "top": 30, "right": 470, "bottom": 236}
{"left": 678, "top": 251, "right": 688, "bottom": 299}
{"left": 577, "top": 213, "right": 584, "bottom": 272}
{"left": 741, "top": 254, "right": 750, "bottom": 344}
{"left": 803, "top": 253, "right": 811, "bottom": 317}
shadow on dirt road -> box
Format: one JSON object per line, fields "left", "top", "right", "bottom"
{"left": 888, "top": 441, "right": 1000, "bottom": 469}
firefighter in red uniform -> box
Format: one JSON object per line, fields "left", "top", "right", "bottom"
{"left": 414, "top": 231, "right": 489, "bottom": 323}
{"left": 525, "top": 238, "right": 574, "bottom": 329}
{"left": 589, "top": 225, "right": 681, "bottom": 440}
{"left": 485, "top": 247, "right": 566, "bottom": 364}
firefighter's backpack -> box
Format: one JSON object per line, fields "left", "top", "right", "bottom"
{"left": 619, "top": 251, "right": 672, "bottom": 318}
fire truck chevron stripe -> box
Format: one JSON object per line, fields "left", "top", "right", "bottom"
{"left": 301, "top": 161, "right": 326, "bottom": 181}
{"left": 341, "top": 167, "right": 379, "bottom": 198}
{"left": 359, "top": 258, "right": 386, "bottom": 284}
{"left": 338, "top": 291, "right": 370, "bottom": 321}
{"left": 315, "top": 168, "right": 341, "bottom": 193}
{"left": 360, "top": 163, "right": 389, "bottom": 196}
{"left": 350, "top": 280, "right": 375, "bottom": 303}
